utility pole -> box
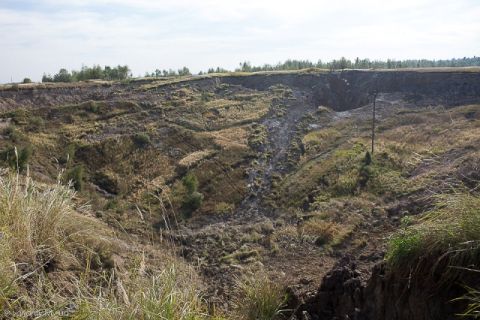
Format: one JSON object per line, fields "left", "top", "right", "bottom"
{"left": 371, "top": 91, "right": 378, "bottom": 154}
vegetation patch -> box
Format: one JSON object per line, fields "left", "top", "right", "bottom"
{"left": 386, "top": 192, "right": 480, "bottom": 282}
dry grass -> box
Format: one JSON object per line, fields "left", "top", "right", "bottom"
{"left": 0, "top": 171, "right": 75, "bottom": 266}
{"left": 300, "top": 219, "right": 344, "bottom": 246}
{"left": 0, "top": 171, "right": 223, "bottom": 319}
{"left": 233, "top": 272, "right": 287, "bottom": 320}
{"left": 179, "top": 150, "right": 215, "bottom": 168}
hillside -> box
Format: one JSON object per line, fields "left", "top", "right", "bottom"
{"left": 0, "top": 69, "right": 480, "bottom": 319}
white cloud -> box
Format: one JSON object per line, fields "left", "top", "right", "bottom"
{"left": 0, "top": 0, "right": 479, "bottom": 82}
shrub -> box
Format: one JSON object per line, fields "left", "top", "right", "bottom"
{"left": 93, "top": 171, "right": 125, "bottom": 195}
{"left": 7, "top": 109, "right": 28, "bottom": 125}
{"left": 83, "top": 100, "right": 100, "bottom": 113}
{"left": 59, "top": 143, "right": 76, "bottom": 165}
{"left": 182, "top": 172, "right": 199, "bottom": 194}
{"left": 358, "top": 152, "right": 373, "bottom": 188}
{"left": 3, "top": 125, "right": 24, "bottom": 142}
{"left": 182, "top": 192, "right": 204, "bottom": 217}
{"left": 180, "top": 173, "right": 203, "bottom": 217}
{"left": 22, "top": 78, "right": 32, "bottom": 84}
{"left": 132, "top": 132, "right": 151, "bottom": 148}
{"left": 1, "top": 145, "right": 33, "bottom": 172}
{"left": 26, "top": 116, "right": 44, "bottom": 132}
{"left": 64, "top": 165, "right": 84, "bottom": 191}
{"left": 234, "top": 273, "right": 287, "bottom": 320}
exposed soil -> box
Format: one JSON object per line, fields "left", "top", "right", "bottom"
{"left": 1, "top": 69, "right": 480, "bottom": 318}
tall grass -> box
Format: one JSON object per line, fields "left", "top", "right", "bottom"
{"left": 72, "top": 265, "right": 216, "bottom": 320}
{"left": 454, "top": 285, "right": 480, "bottom": 318}
{"left": 0, "top": 171, "right": 222, "bottom": 319}
{"left": 0, "top": 171, "right": 73, "bottom": 266}
{"left": 234, "top": 273, "right": 287, "bottom": 320}
{"left": 386, "top": 191, "right": 480, "bottom": 281}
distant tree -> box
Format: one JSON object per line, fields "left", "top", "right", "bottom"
{"left": 42, "top": 74, "right": 53, "bottom": 82}
{"left": 22, "top": 78, "right": 32, "bottom": 84}
{"left": 238, "top": 61, "right": 252, "bottom": 72}
{"left": 177, "top": 67, "right": 191, "bottom": 76}
{"left": 53, "top": 68, "right": 73, "bottom": 82}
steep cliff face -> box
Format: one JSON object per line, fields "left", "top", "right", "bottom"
{"left": 220, "top": 70, "right": 480, "bottom": 110}
{"left": 2, "top": 69, "right": 480, "bottom": 112}
{"left": 296, "top": 256, "right": 480, "bottom": 320}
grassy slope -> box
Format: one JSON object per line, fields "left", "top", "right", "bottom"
{"left": 0, "top": 71, "right": 479, "bottom": 317}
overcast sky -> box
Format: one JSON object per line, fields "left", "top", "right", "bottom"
{"left": 1, "top": 0, "right": 479, "bottom": 82}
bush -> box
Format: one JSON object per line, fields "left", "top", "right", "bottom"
{"left": 1, "top": 145, "right": 33, "bottom": 172}
{"left": 22, "top": 78, "right": 32, "bottom": 84}
{"left": 82, "top": 100, "right": 100, "bottom": 113}
{"left": 181, "top": 173, "right": 203, "bottom": 217}
{"left": 3, "top": 125, "right": 24, "bottom": 142}
{"left": 26, "top": 116, "right": 44, "bottom": 132}
{"left": 132, "top": 133, "right": 151, "bottom": 148}
{"left": 59, "top": 143, "right": 76, "bottom": 165}
{"left": 64, "top": 165, "right": 84, "bottom": 191}
{"left": 358, "top": 152, "right": 373, "bottom": 188}
{"left": 182, "top": 192, "right": 204, "bottom": 217}
{"left": 182, "top": 172, "right": 199, "bottom": 194}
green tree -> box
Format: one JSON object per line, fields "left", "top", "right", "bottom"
{"left": 53, "top": 68, "right": 73, "bottom": 82}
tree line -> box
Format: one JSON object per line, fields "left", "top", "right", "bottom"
{"left": 144, "top": 66, "right": 191, "bottom": 78}
{"left": 233, "top": 56, "right": 480, "bottom": 72}
{"left": 39, "top": 56, "right": 480, "bottom": 83}
{"left": 42, "top": 65, "right": 131, "bottom": 82}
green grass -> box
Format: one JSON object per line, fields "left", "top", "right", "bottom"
{"left": 454, "top": 285, "right": 480, "bottom": 318}
{"left": 386, "top": 192, "right": 480, "bottom": 279}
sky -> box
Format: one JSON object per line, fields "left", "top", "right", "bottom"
{"left": 0, "top": 0, "right": 479, "bottom": 83}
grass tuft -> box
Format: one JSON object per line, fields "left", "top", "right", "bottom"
{"left": 234, "top": 273, "right": 287, "bottom": 320}
{"left": 386, "top": 192, "right": 480, "bottom": 282}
